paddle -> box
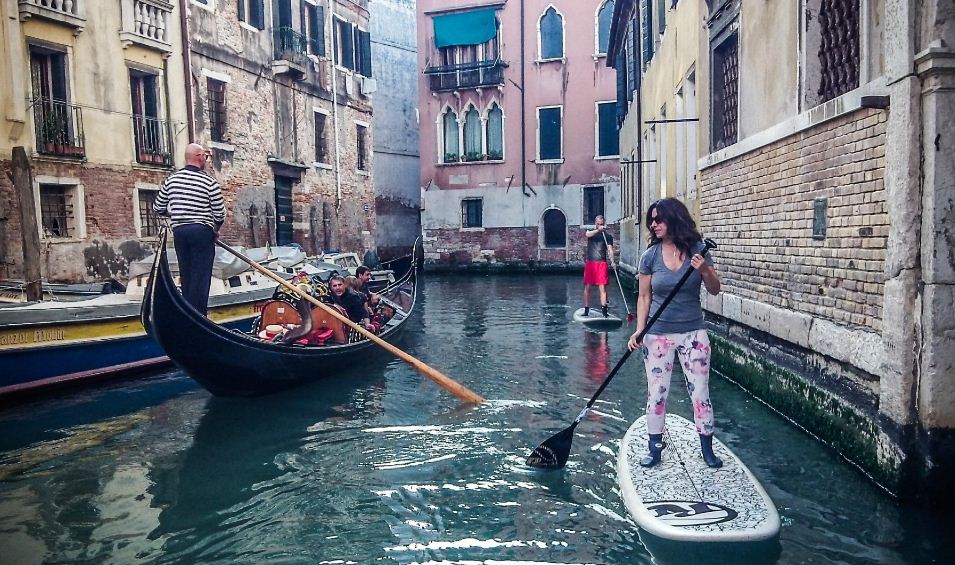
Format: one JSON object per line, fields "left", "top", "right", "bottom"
{"left": 214, "top": 240, "right": 485, "bottom": 404}
{"left": 602, "top": 231, "right": 634, "bottom": 323}
{"left": 526, "top": 238, "right": 717, "bottom": 469}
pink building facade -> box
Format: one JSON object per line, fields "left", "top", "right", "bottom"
{"left": 418, "top": 0, "right": 621, "bottom": 266}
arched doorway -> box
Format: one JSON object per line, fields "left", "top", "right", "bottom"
{"left": 542, "top": 208, "right": 566, "bottom": 248}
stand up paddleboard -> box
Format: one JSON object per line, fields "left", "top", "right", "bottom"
{"left": 572, "top": 307, "right": 623, "bottom": 329}
{"left": 617, "top": 414, "right": 780, "bottom": 543}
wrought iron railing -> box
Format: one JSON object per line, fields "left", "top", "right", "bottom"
{"left": 425, "top": 60, "right": 506, "bottom": 92}
{"left": 33, "top": 98, "right": 85, "bottom": 158}
{"left": 273, "top": 27, "right": 309, "bottom": 68}
{"left": 132, "top": 115, "right": 172, "bottom": 166}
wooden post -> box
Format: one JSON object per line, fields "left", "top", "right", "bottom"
{"left": 11, "top": 147, "right": 41, "bottom": 302}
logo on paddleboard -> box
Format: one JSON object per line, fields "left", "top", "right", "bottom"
{"left": 646, "top": 500, "right": 739, "bottom": 527}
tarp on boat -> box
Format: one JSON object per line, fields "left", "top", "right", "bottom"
{"left": 128, "top": 245, "right": 306, "bottom": 281}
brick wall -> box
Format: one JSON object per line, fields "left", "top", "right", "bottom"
{"left": 699, "top": 108, "right": 887, "bottom": 331}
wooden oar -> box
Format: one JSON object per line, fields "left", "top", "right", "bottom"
{"left": 526, "top": 239, "right": 717, "bottom": 469}
{"left": 603, "top": 231, "right": 634, "bottom": 323}
{"left": 215, "top": 240, "right": 485, "bottom": 404}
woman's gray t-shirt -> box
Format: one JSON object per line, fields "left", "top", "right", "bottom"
{"left": 638, "top": 241, "right": 713, "bottom": 335}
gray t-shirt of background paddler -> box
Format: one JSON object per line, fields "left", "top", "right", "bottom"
{"left": 638, "top": 241, "right": 713, "bottom": 335}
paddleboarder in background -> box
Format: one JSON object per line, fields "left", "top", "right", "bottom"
{"left": 154, "top": 143, "right": 224, "bottom": 315}
{"left": 627, "top": 198, "right": 723, "bottom": 469}
{"left": 582, "top": 215, "right": 615, "bottom": 318}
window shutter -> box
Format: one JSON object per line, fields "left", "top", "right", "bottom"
{"left": 539, "top": 108, "right": 562, "bottom": 160}
{"left": 359, "top": 30, "right": 372, "bottom": 77}
{"left": 343, "top": 22, "right": 355, "bottom": 70}
{"left": 640, "top": 0, "right": 653, "bottom": 68}
{"left": 615, "top": 52, "right": 627, "bottom": 124}
{"left": 310, "top": 6, "right": 325, "bottom": 56}
{"left": 252, "top": 0, "right": 265, "bottom": 30}
{"left": 237, "top": 0, "right": 245, "bottom": 22}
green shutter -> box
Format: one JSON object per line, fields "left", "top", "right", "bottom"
{"left": 433, "top": 9, "right": 498, "bottom": 49}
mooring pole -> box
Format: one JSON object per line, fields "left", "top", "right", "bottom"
{"left": 11, "top": 147, "right": 41, "bottom": 302}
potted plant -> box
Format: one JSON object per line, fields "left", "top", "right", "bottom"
{"left": 443, "top": 152, "right": 459, "bottom": 164}
{"left": 488, "top": 149, "right": 503, "bottom": 161}
{"left": 39, "top": 113, "right": 64, "bottom": 153}
{"left": 464, "top": 151, "right": 484, "bottom": 162}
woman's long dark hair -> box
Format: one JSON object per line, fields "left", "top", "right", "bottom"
{"left": 645, "top": 197, "right": 702, "bottom": 256}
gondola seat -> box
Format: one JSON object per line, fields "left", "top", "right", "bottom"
{"left": 257, "top": 298, "right": 348, "bottom": 345}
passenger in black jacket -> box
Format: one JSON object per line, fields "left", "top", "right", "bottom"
{"left": 329, "top": 276, "right": 373, "bottom": 331}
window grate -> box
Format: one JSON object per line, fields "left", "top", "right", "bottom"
{"left": 40, "top": 185, "right": 72, "bottom": 238}
{"left": 138, "top": 190, "right": 160, "bottom": 237}
{"left": 583, "top": 186, "right": 605, "bottom": 225}
{"left": 712, "top": 33, "right": 738, "bottom": 150}
{"left": 817, "top": 0, "right": 860, "bottom": 103}
{"left": 462, "top": 199, "right": 482, "bottom": 228}
{"left": 356, "top": 125, "right": 367, "bottom": 171}
{"left": 207, "top": 78, "right": 227, "bottom": 142}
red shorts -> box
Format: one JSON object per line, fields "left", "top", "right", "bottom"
{"left": 583, "top": 261, "right": 608, "bottom": 285}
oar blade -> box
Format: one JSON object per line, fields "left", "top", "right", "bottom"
{"left": 526, "top": 424, "right": 577, "bottom": 470}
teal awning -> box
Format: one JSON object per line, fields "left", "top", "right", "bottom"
{"left": 433, "top": 9, "right": 498, "bottom": 49}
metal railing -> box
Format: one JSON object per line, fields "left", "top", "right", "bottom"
{"left": 132, "top": 115, "right": 172, "bottom": 166}
{"left": 273, "top": 27, "right": 308, "bottom": 68}
{"left": 425, "top": 60, "right": 506, "bottom": 92}
{"left": 33, "top": 98, "right": 85, "bottom": 158}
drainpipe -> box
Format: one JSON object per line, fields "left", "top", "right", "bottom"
{"left": 633, "top": 4, "right": 643, "bottom": 229}
{"left": 178, "top": 0, "right": 195, "bottom": 143}
{"left": 329, "top": 0, "right": 343, "bottom": 210}
{"left": 519, "top": 0, "right": 526, "bottom": 197}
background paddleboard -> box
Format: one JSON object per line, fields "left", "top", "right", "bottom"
{"left": 572, "top": 307, "right": 623, "bottom": 329}
{"left": 617, "top": 414, "right": 780, "bottom": 543}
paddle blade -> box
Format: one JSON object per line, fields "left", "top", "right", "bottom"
{"left": 526, "top": 424, "right": 577, "bottom": 470}
{"left": 627, "top": 313, "right": 635, "bottom": 323}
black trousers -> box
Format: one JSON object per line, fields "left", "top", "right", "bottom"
{"left": 172, "top": 224, "right": 216, "bottom": 315}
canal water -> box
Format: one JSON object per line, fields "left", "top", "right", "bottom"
{"left": 0, "top": 274, "right": 950, "bottom": 564}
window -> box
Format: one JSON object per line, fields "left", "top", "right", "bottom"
{"left": 30, "top": 46, "right": 84, "bottom": 156}
{"left": 596, "top": 102, "right": 619, "bottom": 157}
{"left": 130, "top": 71, "right": 170, "bottom": 165}
{"left": 314, "top": 111, "right": 328, "bottom": 164}
{"left": 657, "top": 0, "right": 667, "bottom": 35}
{"left": 596, "top": 1, "right": 615, "bottom": 55}
{"left": 237, "top": 0, "right": 265, "bottom": 30}
{"left": 137, "top": 188, "right": 161, "bottom": 237}
{"left": 583, "top": 187, "right": 605, "bottom": 226}
{"left": 817, "top": 0, "right": 859, "bottom": 103}
{"left": 39, "top": 184, "right": 76, "bottom": 238}
{"left": 538, "top": 106, "right": 562, "bottom": 161}
{"left": 539, "top": 7, "right": 564, "bottom": 60}
{"left": 334, "top": 18, "right": 372, "bottom": 76}
{"left": 207, "top": 78, "right": 227, "bottom": 142}
{"left": 334, "top": 18, "right": 355, "bottom": 70}
{"left": 486, "top": 103, "right": 503, "bottom": 160}
{"left": 463, "top": 107, "right": 482, "bottom": 161}
{"left": 442, "top": 107, "right": 459, "bottom": 163}
{"left": 542, "top": 209, "right": 566, "bottom": 247}
{"left": 711, "top": 33, "right": 739, "bottom": 150}
{"left": 641, "top": 0, "right": 654, "bottom": 68}
{"left": 356, "top": 124, "right": 368, "bottom": 171}
{"left": 462, "top": 198, "right": 482, "bottom": 228}
{"left": 305, "top": 3, "right": 325, "bottom": 56}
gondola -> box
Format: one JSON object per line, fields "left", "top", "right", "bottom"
{"left": 141, "top": 231, "right": 418, "bottom": 397}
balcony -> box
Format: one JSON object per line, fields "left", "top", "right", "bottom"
{"left": 33, "top": 98, "right": 85, "bottom": 158}
{"left": 425, "top": 60, "right": 506, "bottom": 92}
{"left": 272, "top": 27, "right": 308, "bottom": 79}
{"left": 18, "top": 0, "right": 86, "bottom": 33}
{"left": 132, "top": 115, "right": 172, "bottom": 166}
{"left": 119, "top": 0, "right": 174, "bottom": 54}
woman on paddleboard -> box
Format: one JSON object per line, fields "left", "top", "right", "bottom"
{"left": 627, "top": 198, "right": 723, "bottom": 468}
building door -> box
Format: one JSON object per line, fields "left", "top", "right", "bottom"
{"left": 542, "top": 208, "right": 566, "bottom": 248}
{"left": 274, "top": 175, "right": 293, "bottom": 245}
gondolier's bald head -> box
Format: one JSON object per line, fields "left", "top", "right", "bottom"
{"left": 185, "top": 143, "right": 208, "bottom": 168}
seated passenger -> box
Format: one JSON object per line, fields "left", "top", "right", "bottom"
{"left": 329, "top": 275, "right": 375, "bottom": 332}
{"left": 356, "top": 266, "right": 381, "bottom": 306}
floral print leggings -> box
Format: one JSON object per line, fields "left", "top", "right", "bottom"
{"left": 642, "top": 329, "right": 715, "bottom": 436}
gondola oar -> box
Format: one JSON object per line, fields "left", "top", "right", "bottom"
{"left": 526, "top": 239, "right": 717, "bottom": 469}
{"left": 215, "top": 240, "right": 485, "bottom": 404}
{"left": 603, "top": 231, "right": 634, "bottom": 323}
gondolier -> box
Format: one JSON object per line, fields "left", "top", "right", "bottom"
{"left": 154, "top": 143, "right": 225, "bottom": 315}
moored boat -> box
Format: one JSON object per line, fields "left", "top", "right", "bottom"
{"left": 0, "top": 245, "right": 304, "bottom": 399}
{"left": 141, "top": 234, "right": 418, "bottom": 397}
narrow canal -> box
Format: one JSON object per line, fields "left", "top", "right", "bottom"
{"left": 0, "top": 274, "right": 949, "bottom": 564}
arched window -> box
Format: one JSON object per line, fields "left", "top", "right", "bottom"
{"left": 597, "top": 1, "right": 615, "bottom": 55}
{"left": 486, "top": 103, "right": 503, "bottom": 160}
{"left": 442, "top": 108, "right": 459, "bottom": 163}
{"left": 539, "top": 7, "right": 564, "bottom": 60}
{"left": 542, "top": 208, "right": 566, "bottom": 248}
{"left": 463, "top": 106, "right": 482, "bottom": 160}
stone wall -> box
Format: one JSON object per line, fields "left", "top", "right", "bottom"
{"left": 423, "top": 225, "right": 620, "bottom": 267}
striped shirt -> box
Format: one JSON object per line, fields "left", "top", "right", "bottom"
{"left": 154, "top": 165, "right": 225, "bottom": 229}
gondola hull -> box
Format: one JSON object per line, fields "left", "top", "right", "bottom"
{"left": 141, "top": 233, "right": 417, "bottom": 397}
